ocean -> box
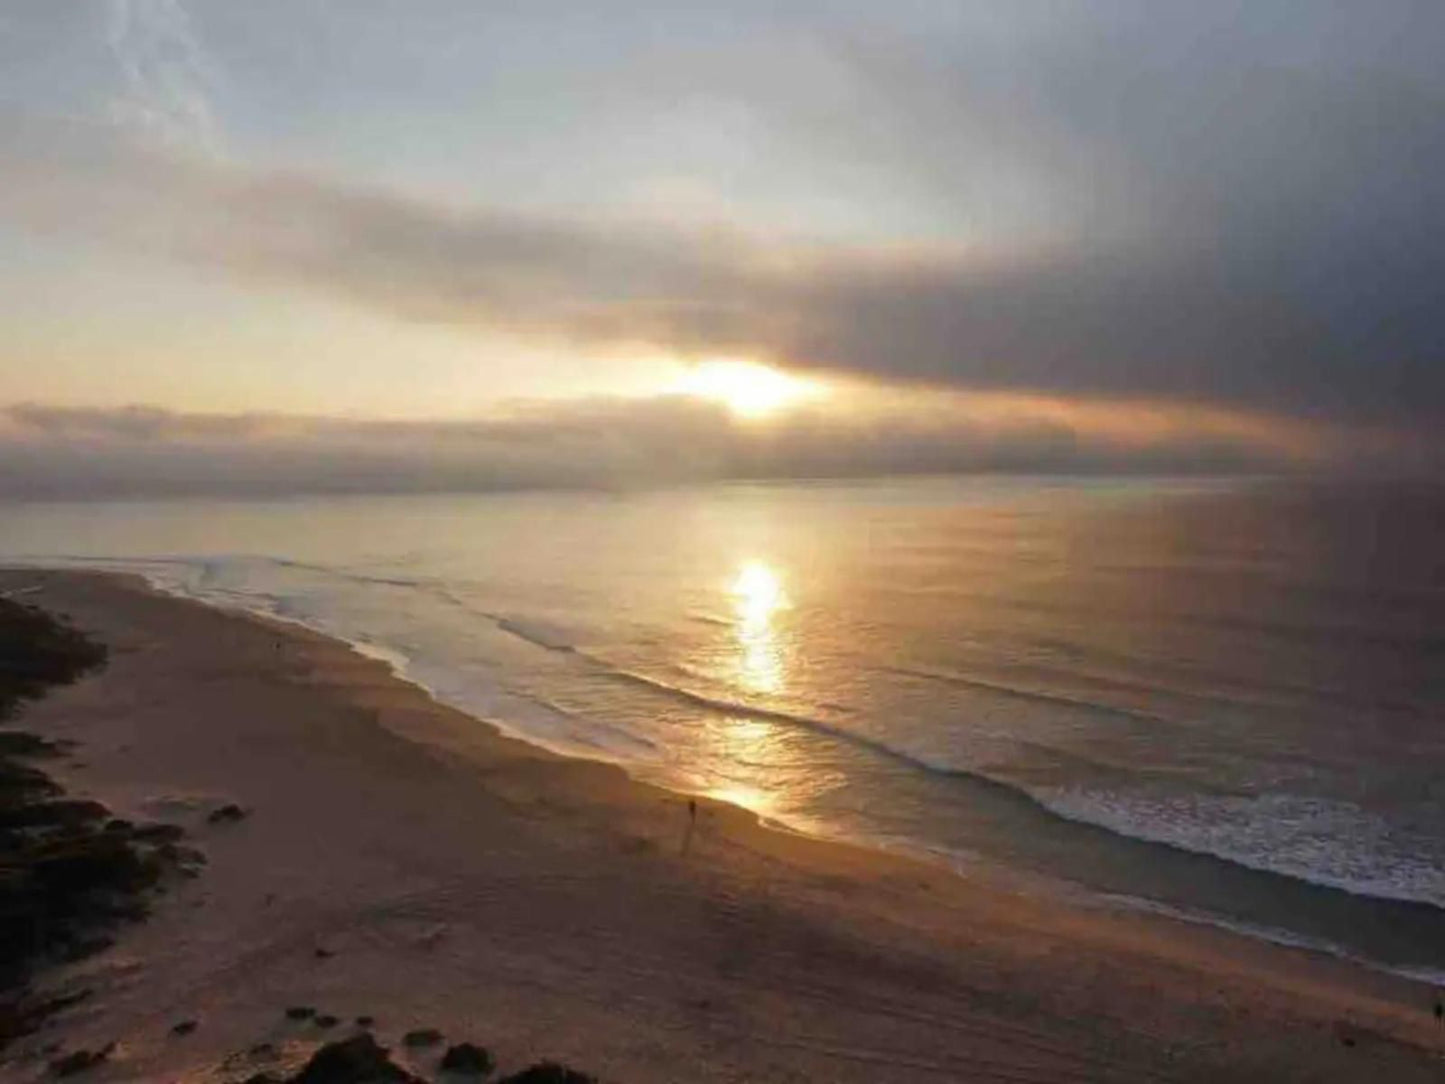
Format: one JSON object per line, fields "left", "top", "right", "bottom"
{"left": 3, "top": 476, "right": 1442, "bottom": 977}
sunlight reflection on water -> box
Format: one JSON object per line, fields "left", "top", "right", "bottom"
{"left": 730, "top": 559, "right": 786, "bottom": 695}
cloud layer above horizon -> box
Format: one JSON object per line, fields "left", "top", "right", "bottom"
{"left": 0, "top": 394, "right": 1420, "bottom": 500}
{"left": 0, "top": 1, "right": 1441, "bottom": 492}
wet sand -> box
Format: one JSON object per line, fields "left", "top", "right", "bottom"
{"left": 1, "top": 568, "right": 1442, "bottom": 1083}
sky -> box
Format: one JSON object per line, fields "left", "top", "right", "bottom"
{"left": 0, "top": 1, "right": 1440, "bottom": 495}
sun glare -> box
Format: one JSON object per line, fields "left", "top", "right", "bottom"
{"left": 677, "top": 360, "right": 820, "bottom": 419}
{"left": 731, "top": 560, "right": 786, "bottom": 694}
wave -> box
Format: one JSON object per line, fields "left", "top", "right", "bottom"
{"left": 1034, "top": 785, "right": 1445, "bottom": 908}
{"left": 563, "top": 661, "right": 1445, "bottom": 912}
{"left": 603, "top": 666, "right": 861, "bottom": 732}
{"left": 686, "top": 610, "right": 733, "bottom": 628}
{"left": 883, "top": 664, "right": 1169, "bottom": 728}
{"left": 493, "top": 617, "right": 578, "bottom": 654}
{"left": 500, "top": 688, "right": 659, "bottom": 757}
{"left": 253, "top": 558, "right": 595, "bottom": 659}
{"left": 114, "top": 560, "right": 650, "bottom": 765}
{"left": 265, "top": 556, "right": 437, "bottom": 591}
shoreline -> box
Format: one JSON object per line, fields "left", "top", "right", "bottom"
{"left": 37, "top": 559, "right": 1445, "bottom": 990}
{"left": 2, "top": 567, "right": 1443, "bottom": 1082}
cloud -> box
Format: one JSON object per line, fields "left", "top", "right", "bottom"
{"left": 0, "top": 393, "right": 1419, "bottom": 501}
{"left": 3, "top": 94, "right": 1441, "bottom": 450}
{"left": 105, "top": 0, "right": 220, "bottom": 153}
{"left": 0, "top": 2, "right": 1440, "bottom": 461}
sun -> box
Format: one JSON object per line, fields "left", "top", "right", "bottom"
{"left": 675, "top": 360, "right": 820, "bottom": 419}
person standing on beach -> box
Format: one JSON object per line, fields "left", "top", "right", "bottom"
{"left": 681, "top": 799, "right": 698, "bottom": 856}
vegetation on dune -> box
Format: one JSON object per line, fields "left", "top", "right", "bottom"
{"left": 0, "top": 599, "right": 106, "bottom": 719}
{"left": 240, "top": 1031, "right": 598, "bottom": 1084}
{"left": 0, "top": 595, "right": 194, "bottom": 1050}
{"left": 496, "top": 1062, "right": 598, "bottom": 1084}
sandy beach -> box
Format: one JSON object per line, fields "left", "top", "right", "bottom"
{"left": 1, "top": 567, "right": 1442, "bottom": 1083}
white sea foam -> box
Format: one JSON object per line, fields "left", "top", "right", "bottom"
{"left": 1035, "top": 785, "right": 1445, "bottom": 907}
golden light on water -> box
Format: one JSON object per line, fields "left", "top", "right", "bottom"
{"left": 731, "top": 559, "right": 786, "bottom": 694}
{"left": 696, "top": 561, "right": 849, "bottom": 820}
{"left": 676, "top": 359, "right": 822, "bottom": 419}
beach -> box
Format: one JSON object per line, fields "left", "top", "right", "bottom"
{"left": 2, "top": 567, "right": 1442, "bottom": 1083}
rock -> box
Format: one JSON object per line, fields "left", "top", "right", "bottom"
{"left": 59, "top": 934, "right": 114, "bottom": 962}
{"left": 132, "top": 822, "right": 186, "bottom": 843}
{"left": 49, "top": 1043, "right": 115, "bottom": 1077}
{"left": 496, "top": 1064, "right": 596, "bottom": 1084}
{"left": 315, "top": 1014, "right": 340, "bottom": 1029}
{"left": 439, "top": 1042, "right": 494, "bottom": 1075}
{"left": 314, "top": 946, "right": 335, "bottom": 959}
{"left": 0, "top": 730, "right": 62, "bottom": 758}
{"left": 0, "top": 798, "right": 107, "bottom": 831}
{"left": 0, "top": 759, "right": 61, "bottom": 801}
{"left": 170, "top": 1019, "right": 198, "bottom": 1036}
{"left": 242, "top": 1074, "right": 281, "bottom": 1084}
{"left": 207, "top": 803, "right": 248, "bottom": 824}
{"left": 27, "top": 988, "right": 92, "bottom": 1024}
{"left": 288, "top": 1033, "right": 422, "bottom": 1084}
{"left": 401, "top": 1028, "right": 443, "bottom": 1048}
{"left": 285, "top": 1006, "right": 317, "bottom": 1021}
{"left": 355, "top": 1016, "right": 376, "bottom": 1028}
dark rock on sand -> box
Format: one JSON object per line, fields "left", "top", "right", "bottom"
{"left": 49, "top": 1042, "right": 115, "bottom": 1077}
{"left": 315, "top": 1014, "right": 340, "bottom": 1029}
{"left": 156, "top": 841, "right": 208, "bottom": 871}
{"left": 0, "top": 799, "right": 108, "bottom": 833}
{"left": 439, "top": 1042, "right": 494, "bottom": 1075}
{"left": 288, "top": 1033, "right": 422, "bottom": 1084}
{"left": 171, "top": 1019, "right": 197, "bottom": 1036}
{"left": 3, "top": 828, "right": 168, "bottom": 972}
{"left": 132, "top": 822, "right": 186, "bottom": 843}
{"left": 207, "top": 802, "right": 249, "bottom": 824}
{"left": 0, "top": 731, "right": 63, "bottom": 758}
{"left": 497, "top": 1063, "right": 597, "bottom": 1084}
{"left": 286, "top": 1006, "right": 317, "bottom": 1021}
{"left": 0, "top": 759, "right": 62, "bottom": 801}
{"left": 19, "top": 989, "right": 92, "bottom": 1029}
{"left": 314, "top": 947, "right": 335, "bottom": 959}
{"left": 58, "top": 934, "right": 114, "bottom": 962}
{"left": 354, "top": 1016, "right": 375, "bottom": 1028}
{"left": 401, "top": 1028, "right": 443, "bottom": 1048}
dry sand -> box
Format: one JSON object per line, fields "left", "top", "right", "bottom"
{"left": 1, "top": 568, "right": 1443, "bottom": 1083}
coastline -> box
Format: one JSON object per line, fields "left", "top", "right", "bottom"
{"left": 64, "top": 557, "right": 1445, "bottom": 987}
{"left": 2, "top": 568, "right": 1442, "bottom": 1082}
